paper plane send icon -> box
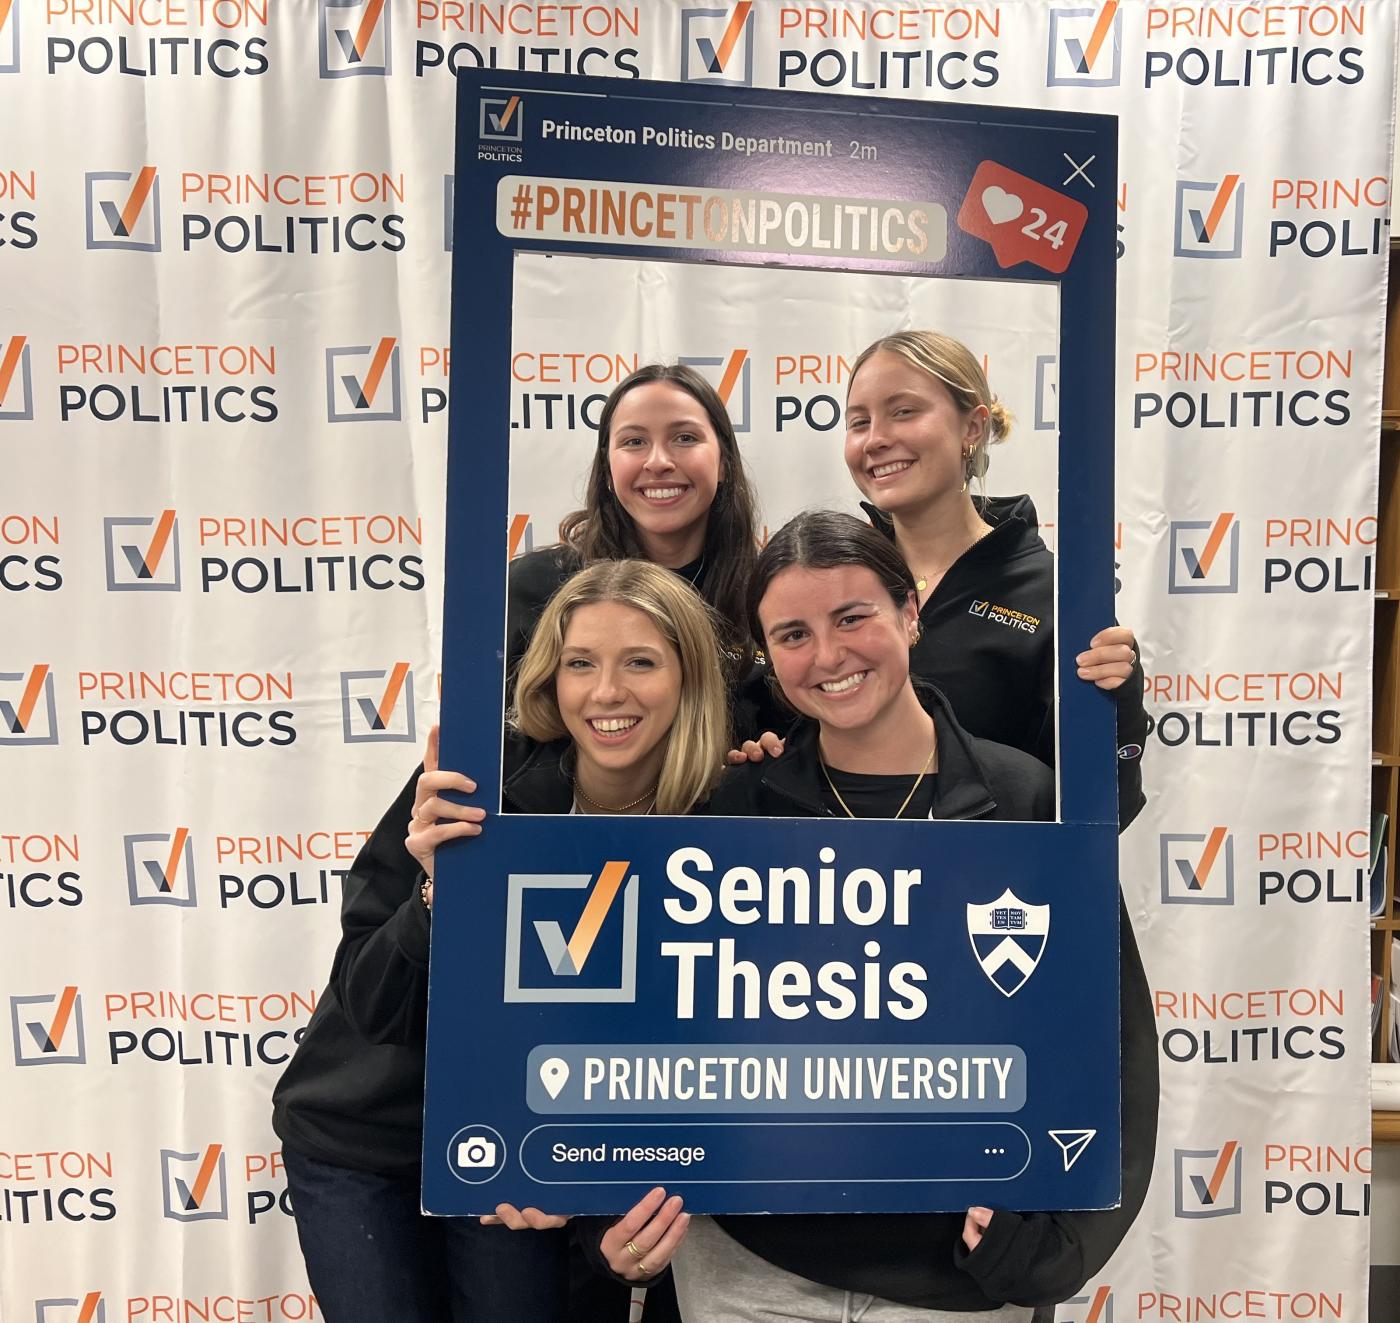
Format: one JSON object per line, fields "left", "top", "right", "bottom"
{"left": 1049, "top": 1129, "right": 1097, "bottom": 1171}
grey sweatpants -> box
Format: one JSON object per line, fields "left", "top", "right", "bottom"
{"left": 670, "top": 1216, "right": 1036, "bottom": 1323}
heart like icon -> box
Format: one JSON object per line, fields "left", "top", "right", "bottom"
{"left": 982, "top": 186, "right": 1024, "bottom": 225}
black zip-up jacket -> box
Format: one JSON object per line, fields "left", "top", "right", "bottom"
{"left": 271, "top": 736, "right": 579, "bottom": 1175}
{"left": 864, "top": 495, "right": 1148, "bottom": 833}
{"left": 692, "top": 694, "right": 1156, "bottom": 1310}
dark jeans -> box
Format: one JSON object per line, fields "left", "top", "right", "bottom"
{"left": 284, "top": 1146, "right": 571, "bottom": 1323}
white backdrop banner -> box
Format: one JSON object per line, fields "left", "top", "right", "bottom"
{"left": 2, "top": 3, "right": 1395, "bottom": 1321}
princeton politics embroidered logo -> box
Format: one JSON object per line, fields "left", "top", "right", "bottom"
{"left": 966, "top": 889, "right": 1049, "bottom": 997}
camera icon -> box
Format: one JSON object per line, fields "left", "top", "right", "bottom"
{"left": 446, "top": 1123, "right": 506, "bottom": 1185}
{"left": 457, "top": 1137, "right": 497, "bottom": 1169}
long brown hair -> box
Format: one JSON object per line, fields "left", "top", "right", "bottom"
{"left": 558, "top": 363, "right": 758, "bottom": 660}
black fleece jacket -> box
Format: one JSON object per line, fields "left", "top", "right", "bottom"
{"left": 864, "top": 495, "right": 1148, "bottom": 833}
{"left": 270, "top": 736, "right": 578, "bottom": 1176}
{"left": 697, "top": 694, "right": 1157, "bottom": 1310}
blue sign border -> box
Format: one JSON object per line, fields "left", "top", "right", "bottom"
{"left": 427, "top": 69, "right": 1120, "bottom": 1217}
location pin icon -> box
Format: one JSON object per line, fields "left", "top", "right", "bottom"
{"left": 540, "top": 1056, "right": 569, "bottom": 1100}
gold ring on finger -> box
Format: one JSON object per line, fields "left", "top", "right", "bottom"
{"left": 624, "top": 1239, "right": 644, "bottom": 1260}
{"left": 636, "top": 1261, "right": 652, "bottom": 1277}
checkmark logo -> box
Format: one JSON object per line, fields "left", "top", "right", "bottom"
{"left": 505, "top": 867, "right": 640, "bottom": 1003}
{"left": 479, "top": 95, "right": 525, "bottom": 142}
{"left": 696, "top": 1, "right": 751, "bottom": 73}
{"left": 1176, "top": 826, "right": 1227, "bottom": 891}
{"left": 24, "top": 985, "right": 79, "bottom": 1054}
{"left": 104, "top": 512, "right": 181, "bottom": 591}
{"left": 100, "top": 166, "right": 157, "bottom": 239}
{"left": 678, "top": 349, "right": 751, "bottom": 430}
{"left": 0, "top": 0, "right": 19, "bottom": 73}
{"left": 1047, "top": 4, "right": 1122, "bottom": 86}
{"left": 489, "top": 95, "right": 519, "bottom": 133}
{"left": 1174, "top": 1142, "right": 1242, "bottom": 1217}
{"left": 1084, "top": 1286, "right": 1112, "bottom": 1323}
{"left": 533, "top": 860, "right": 630, "bottom": 975}
{"left": 0, "top": 664, "right": 52, "bottom": 737}
{"left": 340, "top": 664, "right": 416, "bottom": 742}
{"left": 1168, "top": 515, "right": 1239, "bottom": 594}
{"left": 681, "top": 3, "right": 755, "bottom": 85}
{"left": 1174, "top": 178, "right": 1246, "bottom": 259}
{"left": 319, "top": 0, "right": 391, "bottom": 76}
{"left": 162, "top": 1145, "right": 228, "bottom": 1220}
{"left": 326, "top": 339, "right": 402, "bottom": 421}
{"left": 1187, "top": 174, "right": 1240, "bottom": 244}
{"left": 11, "top": 986, "right": 85, "bottom": 1065}
{"left": 0, "top": 333, "right": 31, "bottom": 416}
{"left": 969, "top": 600, "right": 990, "bottom": 616}
{"left": 125, "top": 829, "right": 197, "bottom": 906}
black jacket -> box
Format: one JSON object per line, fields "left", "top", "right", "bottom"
{"left": 270, "top": 735, "right": 577, "bottom": 1176}
{"left": 864, "top": 495, "right": 1148, "bottom": 832}
{"left": 705, "top": 684, "right": 1054, "bottom": 824}
{"left": 699, "top": 693, "right": 1156, "bottom": 1310}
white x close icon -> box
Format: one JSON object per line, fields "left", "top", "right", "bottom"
{"left": 1063, "top": 153, "right": 1096, "bottom": 187}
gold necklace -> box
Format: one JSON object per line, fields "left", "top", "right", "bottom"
{"left": 573, "top": 781, "right": 658, "bottom": 814}
{"left": 820, "top": 743, "right": 937, "bottom": 820}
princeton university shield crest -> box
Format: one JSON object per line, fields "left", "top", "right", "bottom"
{"left": 966, "top": 889, "right": 1050, "bottom": 997}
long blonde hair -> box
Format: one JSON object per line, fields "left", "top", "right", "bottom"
{"left": 511, "top": 561, "right": 729, "bottom": 814}
{"left": 849, "top": 331, "right": 1013, "bottom": 483}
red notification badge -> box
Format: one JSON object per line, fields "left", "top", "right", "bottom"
{"left": 957, "top": 161, "right": 1088, "bottom": 274}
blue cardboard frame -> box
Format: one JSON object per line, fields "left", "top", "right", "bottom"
{"left": 426, "top": 69, "right": 1119, "bottom": 1216}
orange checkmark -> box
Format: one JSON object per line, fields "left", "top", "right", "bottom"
{"left": 1205, "top": 1140, "right": 1238, "bottom": 1203}
{"left": 47, "top": 985, "right": 79, "bottom": 1049}
{"left": 1199, "top": 175, "right": 1240, "bottom": 242}
{"left": 163, "top": 827, "right": 190, "bottom": 890}
{"left": 1081, "top": 1, "right": 1119, "bottom": 71}
{"left": 359, "top": 337, "right": 397, "bottom": 406}
{"left": 494, "top": 95, "right": 520, "bottom": 131}
{"left": 353, "top": 0, "right": 386, "bottom": 58}
{"left": 188, "top": 1144, "right": 224, "bottom": 1207}
{"left": 15, "top": 664, "right": 50, "bottom": 732}
{"left": 0, "top": 0, "right": 13, "bottom": 36}
{"left": 376, "top": 661, "right": 411, "bottom": 728}
{"left": 1085, "top": 1285, "right": 1111, "bottom": 1323}
{"left": 77, "top": 1293, "right": 103, "bottom": 1323}
{"left": 119, "top": 166, "right": 159, "bottom": 238}
{"left": 508, "top": 514, "right": 531, "bottom": 559}
{"left": 0, "top": 334, "right": 26, "bottom": 407}
{"left": 1194, "top": 826, "right": 1228, "bottom": 886}
{"left": 142, "top": 509, "right": 177, "bottom": 577}
{"left": 712, "top": 2, "right": 752, "bottom": 70}
{"left": 715, "top": 349, "right": 747, "bottom": 408}
{"left": 1194, "top": 512, "right": 1236, "bottom": 575}
{"left": 566, "top": 860, "right": 629, "bottom": 971}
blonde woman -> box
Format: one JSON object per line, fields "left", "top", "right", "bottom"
{"left": 272, "top": 560, "right": 726, "bottom": 1323}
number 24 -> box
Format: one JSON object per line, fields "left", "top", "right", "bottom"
{"left": 1021, "top": 208, "right": 1068, "bottom": 251}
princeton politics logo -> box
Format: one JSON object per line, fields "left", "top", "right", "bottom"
{"left": 504, "top": 860, "right": 639, "bottom": 1003}
{"left": 1046, "top": 3, "right": 1122, "bottom": 88}
{"left": 325, "top": 337, "right": 402, "bottom": 422}
{"left": 1174, "top": 176, "right": 1244, "bottom": 259}
{"left": 85, "top": 167, "right": 161, "bottom": 251}
{"left": 1168, "top": 513, "right": 1239, "bottom": 593}
{"left": 103, "top": 511, "right": 180, "bottom": 591}
{"left": 1062, "top": 1286, "right": 1113, "bottom": 1323}
{"left": 1, "top": 664, "right": 58, "bottom": 745}
{"left": 966, "top": 889, "right": 1049, "bottom": 997}
{"left": 10, "top": 986, "right": 85, "bottom": 1066}
{"left": 318, "top": 0, "right": 391, "bottom": 77}
{"left": 678, "top": 349, "right": 750, "bottom": 432}
{"left": 1160, "top": 827, "right": 1234, "bottom": 905}
{"left": 35, "top": 1295, "right": 107, "bottom": 1323}
{"left": 681, "top": 2, "right": 755, "bottom": 86}
{"left": 160, "top": 1143, "right": 228, "bottom": 1221}
{"left": 125, "top": 829, "right": 196, "bottom": 907}
{"left": 340, "top": 662, "right": 415, "bottom": 742}
{"left": 1174, "top": 1140, "right": 1243, "bottom": 1218}
{"left": 0, "top": 333, "right": 33, "bottom": 420}
{"left": 0, "top": 0, "right": 19, "bottom": 74}
{"left": 480, "top": 94, "right": 524, "bottom": 142}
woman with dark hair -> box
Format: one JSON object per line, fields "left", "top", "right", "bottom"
{"left": 271, "top": 561, "right": 728, "bottom": 1323}
{"left": 610, "top": 511, "right": 1156, "bottom": 1322}
{"left": 508, "top": 362, "right": 762, "bottom": 680}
